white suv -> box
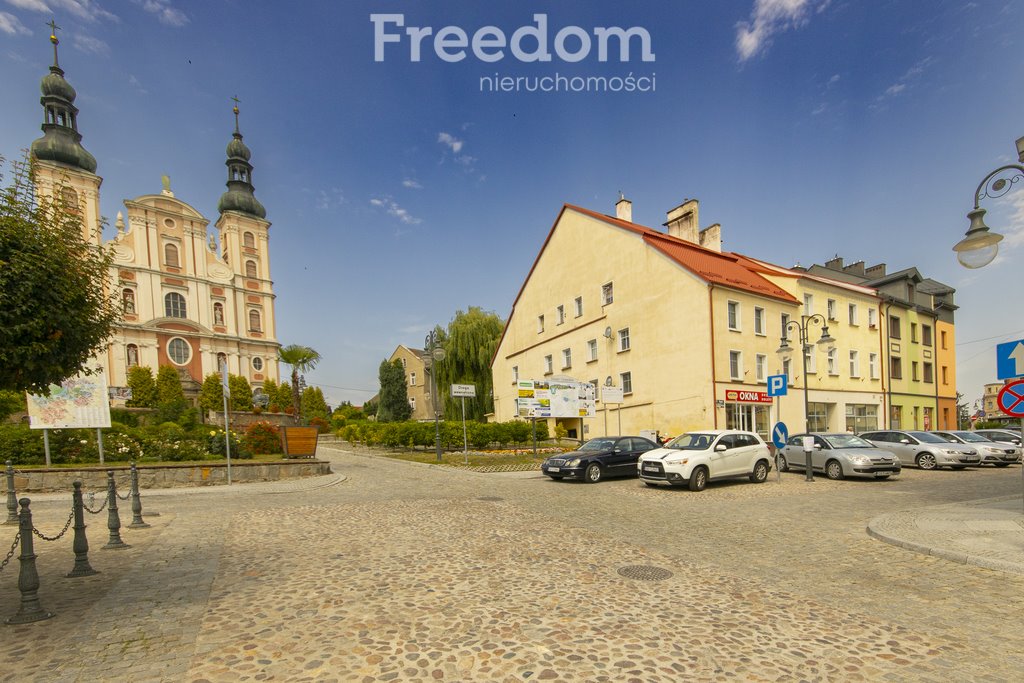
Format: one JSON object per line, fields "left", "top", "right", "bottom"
{"left": 638, "top": 430, "right": 772, "bottom": 491}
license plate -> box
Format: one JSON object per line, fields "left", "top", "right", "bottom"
{"left": 643, "top": 465, "right": 659, "bottom": 472}
{"left": 875, "top": 472, "right": 888, "bottom": 478}
{"left": 548, "top": 467, "right": 560, "bottom": 472}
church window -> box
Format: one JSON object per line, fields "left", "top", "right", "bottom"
{"left": 244, "top": 232, "right": 255, "bottom": 248}
{"left": 165, "top": 292, "right": 187, "bottom": 318}
{"left": 252, "top": 357, "right": 264, "bottom": 371}
{"left": 122, "top": 289, "right": 135, "bottom": 314}
{"left": 164, "top": 243, "right": 179, "bottom": 267}
{"left": 61, "top": 187, "right": 79, "bottom": 213}
{"left": 126, "top": 344, "right": 139, "bottom": 367}
{"left": 213, "top": 302, "right": 224, "bottom": 326}
{"left": 167, "top": 338, "right": 191, "bottom": 365}
{"left": 248, "top": 309, "right": 262, "bottom": 332}
{"left": 245, "top": 260, "right": 258, "bottom": 278}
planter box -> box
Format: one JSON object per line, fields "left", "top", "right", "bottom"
{"left": 281, "top": 426, "right": 320, "bottom": 458}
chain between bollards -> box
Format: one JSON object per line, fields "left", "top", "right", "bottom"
{"left": 102, "top": 471, "right": 129, "bottom": 550}
{"left": 127, "top": 463, "right": 150, "bottom": 529}
{"left": 4, "top": 460, "right": 18, "bottom": 526}
{"left": 67, "top": 481, "right": 98, "bottom": 578}
{"left": 5, "top": 498, "right": 54, "bottom": 624}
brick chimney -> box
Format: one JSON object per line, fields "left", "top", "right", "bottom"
{"left": 865, "top": 263, "right": 887, "bottom": 278}
{"left": 698, "top": 223, "right": 721, "bottom": 252}
{"left": 615, "top": 194, "right": 632, "bottom": 222}
{"left": 665, "top": 198, "right": 699, "bottom": 243}
{"left": 842, "top": 260, "right": 866, "bottom": 277}
{"left": 825, "top": 256, "right": 844, "bottom": 270}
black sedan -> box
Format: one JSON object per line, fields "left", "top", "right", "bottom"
{"left": 541, "top": 436, "right": 659, "bottom": 483}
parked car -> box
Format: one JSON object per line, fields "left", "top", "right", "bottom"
{"left": 637, "top": 430, "right": 772, "bottom": 491}
{"left": 778, "top": 433, "right": 902, "bottom": 480}
{"left": 541, "top": 436, "right": 659, "bottom": 483}
{"left": 974, "top": 429, "right": 1023, "bottom": 449}
{"left": 931, "top": 430, "right": 1020, "bottom": 467}
{"left": 859, "top": 430, "right": 981, "bottom": 470}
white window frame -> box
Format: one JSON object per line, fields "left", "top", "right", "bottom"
{"left": 869, "top": 353, "right": 879, "bottom": 379}
{"left": 618, "top": 327, "right": 631, "bottom": 352}
{"left": 727, "top": 301, "right": 740, "bottom": 331}
{"left": 410, "top": 371, "right": 416, "bottom": 386}
{"left": 544, "top": 355, "right": 553, "bottom": 374}
{"left": 620, "top": 371, "right": 633, "bottom": 394}
{"left": 409, "top": 396, "right": 416, "bottom": 410}
{"left": 754, "top": 307, "right": 765, "bottom": 336}
{"left": 587, "top": 339, "right": 598, "bottom": 361}
{"left": 827, "top": 298, "right": 837, "bottom": 321}
{"left": 827, "top": 347, "right": 839, "bottom": 376}
{"left": 556, "top": 305, "right": 565, "bottom": 325}
{"left": 512, "top": 366, "right": 518, "bottom": 383}
{"left": 803, "top": 294, "right": 814, "bottom": 316}
{"left": 574, "top": 296, "right": 583, "bottom": 318}
{"left": 849, "top": 350, "right": 860, "bottom": 378}
{"left": 868, "top": 308, "right": 878, "bottom": 328}
{"left": 562, "top": 348, "right": 572, "bottom": 369}
{"left": 848, "top": 303, "right": 859, "bottom": 326}
{"left": 805, "top": 347, "right": 817, "bottom": 374}
{"left": 537, "top": 315, "right": 545, "bottom": 333}
{"left": 755, "top": 354, "right": 766, "bottom": 382}
{"left": 729, "top": 350, "right": 743, "bottom": 380}
{"left": 602, "top": 282, "right": 614, "bottom": 306}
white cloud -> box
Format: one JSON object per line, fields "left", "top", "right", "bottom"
{"left": 402, "top": 178, "right": 423, "bottom": 189}
{"left": 735, "top": 0, "right": 829, "bottom": 62}
{"left": 811, "top": 102, "right": 827, "bottom": 115}
{"left": 51, "top": 0, "right": 117, "bottom": 23}
{"left": 884, "top": 83, "right": 906, "bottom": 97}
{"left": 370, "top": 196, "right": 421, "bottom": 225}
{"left": 72, "top": 32, "right": 108, "bottom": 55}
{"left": 826, "top": 73, "right": 840, "bottom": 87}
{"left": 315, "top": 187, "right": 345, "bottom": 211}
{"left": 437, "top": 132, "right": 463, "bottom": 153}
{"left": 6, "top": 0, "right": 49, "bottom": 12}
{"left": 0, "top": 10, "right": 31, "bottom": 34}
{"left": 136, "top": 0, "right": 188, "bottom": 27}
{"left": 874, "top": 56, "right": 933, "bottom": 106}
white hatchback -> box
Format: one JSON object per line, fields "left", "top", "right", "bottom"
{"left": 638, "top": 429, "right": 772, "bottom": 491}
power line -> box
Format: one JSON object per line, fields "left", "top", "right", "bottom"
{"left": 956, "top": 329, "right": 1024, "bottom": 347}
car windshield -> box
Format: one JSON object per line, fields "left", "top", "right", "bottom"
{"left": 910, "top": 431, "right": 947, "bottom": 444}
{"left": 950, "top": 431, "right": 988, "bottom": 443}
{"left": 822, "top": 434, "right": 873, "bottom": 448}
{"left": 666, "top": 433, "right": 716, "bottom": 450}
{"left": 578, "top": 439, "right": 616, "bottom": 452}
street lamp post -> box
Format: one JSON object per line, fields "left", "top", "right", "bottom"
{"left": 956, "top": 135, "right": 1024, "bottom": 512}
{"left": 776, "top": 314, "right": 836, "bottom": 482}
{"left": 424, "top": 331, "right": 446, "bottom": 463}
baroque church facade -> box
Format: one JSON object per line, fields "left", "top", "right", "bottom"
{"left": 27, "top": 31, "right": 280, "bottom": 403}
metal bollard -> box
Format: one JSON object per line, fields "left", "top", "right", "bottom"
{"left": 67, "top": 481, "right": 98, "bottom": 577}
{"left": 5, "top": 498, "right": 55, "bottom": 624}
{"left": 127, "top": 463, "right": 150, "bottom": 529}
{"left": 4, "top": 461, "right": 18, "bottom": 526}
{"left": 102, "top": 471, "right": 130, "bottom": 550}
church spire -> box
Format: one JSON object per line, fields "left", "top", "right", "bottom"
{"left": 217, "top": 98, "right": 266, "bottom": 219}
{"left": 30, "top": 19, "right": 97, "bottom": 173}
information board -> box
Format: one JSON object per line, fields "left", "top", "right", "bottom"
{"left": 516, "top": 380, "right": 596, "bottom": 418}
{"left": 27, "top": 375, "right": 112, "bottom": 429}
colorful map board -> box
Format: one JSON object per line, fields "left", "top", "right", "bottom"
{"left": 27, "top": 375, "right": 112, "bottom": 429}
{"left": 516, "top": 380, "right": 596, "bottom": 418}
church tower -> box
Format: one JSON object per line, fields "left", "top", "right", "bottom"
{"left": 29, "top": 22, "right": 102, "bottom": 246}
{"left": 214, "top": 103, "right": 279, "bottom": 385}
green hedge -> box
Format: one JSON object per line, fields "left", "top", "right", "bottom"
{"left": 338, "top": 419, "right": 549, "bottom": 450}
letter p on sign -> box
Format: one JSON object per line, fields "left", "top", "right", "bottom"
{"left": 767, "top": 374, "right": 787, "bottom": 397}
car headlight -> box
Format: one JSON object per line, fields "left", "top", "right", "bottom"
{"left": 984, "top": 447, "right": 1000, "bottom": 454}
{"left": 848, "top": 456, "right": 870, "bottom": 466}
{"left": 670, "top": 458, "right": 689, "bottom": 466}
{"left": 568, "top": 458, "right": 581, "bottom": 467}
{"left": 943, "top": 449, "right": 961, "bottom": 455}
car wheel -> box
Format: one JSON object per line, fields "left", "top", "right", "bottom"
{"left": 688, "top": 466, "right": 708, "bottom": 491}
{"left": 584, "top": 463, "right": 603, "bottom": 483}
{"left": 995, "top": 463, "right": 1011, "bottom": 468}
{"left": 547, "top": 475, "right": 564, "bottom": 480}
{"left": 825, "top": 459, "right": 844, "bottom": 480}
{"left": 916, "top": 452, "right": 938, "bottom": 470}
{"left": 749, "top": 460, "right": 769, "bottom": 483}
{"left": 777, "top": 454, "right": 789, "bottom": 472}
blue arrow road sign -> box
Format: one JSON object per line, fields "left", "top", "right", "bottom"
{"left": 767, "top": 374, "right": 788, "bottom": 397}
{"left": 772, "top": 422, "right": 789, "bottom": 449}
{"left": 996, "top": 339, "right": 1024, "bottom": 380}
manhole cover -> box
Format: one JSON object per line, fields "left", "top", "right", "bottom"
{"left": 617, "top": 565, "right": 673, "bottom": 581}
{"left": 477, "top": 496, "right": 504, "bottom": 502}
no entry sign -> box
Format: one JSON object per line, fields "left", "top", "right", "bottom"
{"left": 997, "top": 379, "right": 1024, "bottom": 418}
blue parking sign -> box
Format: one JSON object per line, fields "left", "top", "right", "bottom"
{"left": 767, "top": 374, "right": 787, "bottom": 397}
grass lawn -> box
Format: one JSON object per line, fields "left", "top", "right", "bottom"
{"left": 357, "top": 446, "right": 573, "bottom": 468}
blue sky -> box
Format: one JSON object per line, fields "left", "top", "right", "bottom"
{"left": 2, "top": 1, "right": 1023, "bottom": 412}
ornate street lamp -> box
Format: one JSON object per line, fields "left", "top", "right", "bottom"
{"left": 777, "top": 314, "right": 836, "bottom": 481}
{"left": 424, "top": 330, "right": 446, "bottom": 462}
{"left": 953, "top": 136, "right": 1024, "bottom": 269}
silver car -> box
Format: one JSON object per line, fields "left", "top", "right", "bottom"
{"left": 932, "top": 431, "right": 1020, "bottom": 467}
{"left": 778, "top": 433, "right": 902, "bottom": 480}
{"left": 974, "top": 429, "right": 1023, "bottom": 449}
{"left": 859, "top": 430, "right": 981, "bottom": 470}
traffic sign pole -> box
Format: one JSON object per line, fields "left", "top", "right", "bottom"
{"left": 995, "top": 379, "right": 1024, "bottom": 513}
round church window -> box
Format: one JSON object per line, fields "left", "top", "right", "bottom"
{"left": 168, "top": 338, "right": 191, "bottom": 365}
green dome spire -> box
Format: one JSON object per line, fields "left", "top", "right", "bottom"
{"left": 30, "top": 22, "right": 96, "bottom": 174}
{"left": 217, "top": 100, "right": 266, "bottom": 219}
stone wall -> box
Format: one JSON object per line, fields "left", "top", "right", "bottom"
{"left": 207, "top": 411, "right": 297, "bottom": 428}
{"left": 11, "top": 460, "right": 332, "bottom": 493}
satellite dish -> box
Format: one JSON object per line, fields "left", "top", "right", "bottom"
{"left": 603, "top": 327, "right": 613, "bottom": 339}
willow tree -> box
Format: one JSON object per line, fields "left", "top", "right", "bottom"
{"left": 435, "top": 307, "right": 505, "bottom": 421}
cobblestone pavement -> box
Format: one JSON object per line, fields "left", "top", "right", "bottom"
{"left": 0, "top": 444, "right": 1021, "bottom": 681}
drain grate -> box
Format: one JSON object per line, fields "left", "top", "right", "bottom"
{"left": 617, "top": 565, "right": 673, "bottom": 581}
{"left": 477, "top": 496, "right": 505, "bottom": 502}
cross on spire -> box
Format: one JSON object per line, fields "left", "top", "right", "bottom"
{"left": 47, "top": 18, "right": 61, "bottom": 66}
{"left": 231, "top": 95, "right": 241, "bottom": 133}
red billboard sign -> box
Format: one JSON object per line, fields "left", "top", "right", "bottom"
{"left": 725, "top": 389, "right": 773, "bottom": 404}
